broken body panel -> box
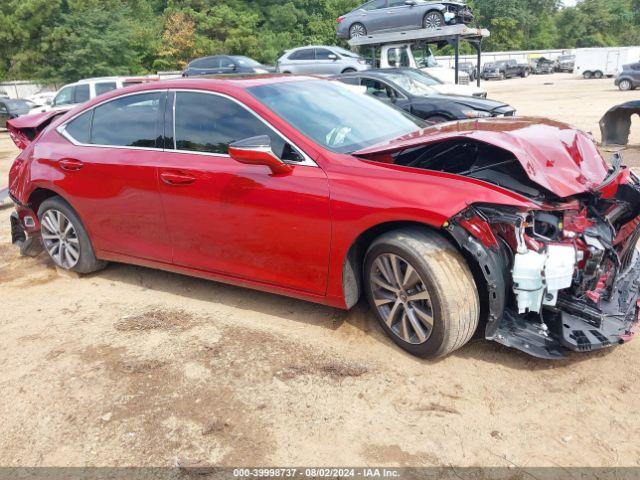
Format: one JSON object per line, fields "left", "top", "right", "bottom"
{"left": 356, "top": 118, "right": 640, "bottom": 358}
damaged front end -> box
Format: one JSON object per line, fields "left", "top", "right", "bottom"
{"left": 448, "top": 164, "right": 640, "bottom": 358}
{"left": 354, "top": 118, "right": 640, "bottom": 358}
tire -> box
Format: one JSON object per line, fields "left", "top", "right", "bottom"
{"left": 349, "top": 23, "right": 367, "bottom": 39}
{"left": 38, "top": 196, "right": 107, "bottom": 274}
{"left": 499, "top": 72, "right": 505, "bottom": 81}
{"left": 342, "top": 68, "right": 357, "bottom": 74}
{"left": 583, "top": 71, "right": 592, "bottom": 79}
{"left": 423, "top": 11, "right": 445, "bottom": 29}
{"left": 521, "top": 69, "right": 529, "bottom": 78}
{"left": 282, "top": 71, "right": 292, "bottom": 75}
{"left": 364, "top": 228, "right": 479, "bottom": 358}
{"left": 619, "top": 79, "right": 632, "bottom": 91}
{"left": 594, "top": 70, "right": 604, "bottom": 79}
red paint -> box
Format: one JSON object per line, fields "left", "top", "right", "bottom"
{"left": 6, "top": 76, "right": 629, "bottom": 309}
{"left": 458, "top": 215, "right": 499, "bottom": 249}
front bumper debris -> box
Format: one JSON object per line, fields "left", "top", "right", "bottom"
{"left": 10, "top": 209, "right": 43, "bottom": 257}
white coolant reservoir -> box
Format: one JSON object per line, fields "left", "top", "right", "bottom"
{"left": 512, "top": 250, "right": 547, "bottom": 313}
{"left": 512, "top": 245, "right": 577, "bottom": 313}
{"left": 543, "top": 244, "right": 577, "bottom": 306}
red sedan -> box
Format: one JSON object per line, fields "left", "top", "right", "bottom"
{"left": 7, "top": 76, "right": 640, "bottom": 359}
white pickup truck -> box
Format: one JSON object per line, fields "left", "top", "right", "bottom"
{"left": 376, "top": 43, "right": 487, "bottom": 97}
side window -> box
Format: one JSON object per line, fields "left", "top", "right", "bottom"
{"left": 388, "top": 0, "right": 406, "bottom": 6}
{"left": 316, "top": 49, "right": 337, "bottom": 60}
{"left": 74, "top": 84, "right": 90, "bottom": 103}
{"left": 65, "top": 110, "right": 93, "bottom": 144}
{"left": 387, "top": 48, "right": 410, "bottom": 67}
{"left": 90, "top": 92, "right": 161, "bottom": 147}
{"left": 289, "top": 49, "right": 315, "bottom": 61}
{"left": 362, "top": 0, "right": 387, "bottom": 10}
{"left": 339, "top": 77, "right": 361, "bottom": 85}
{"left": 95, "top": 82, "right": 117, "bottom": 96}
{"left": 219, "top": 57, "right": 235, "bottom": 69}
{"left": 0, "top": 102, "right": 7, "bottom": 113}
{"left": 191, "top": 58, "right": 219, "bottom": 69}
{"left": 632, "top": 64, "right": 640, "bottom": 71}
{"left": 174, "top": 92, "right": 299, "bottom": 160}
{"left": 361, "top": 78, "right": 391, "bottom": 98}
{"left": 54, "top": 87, "right": 74, "bottom": 106}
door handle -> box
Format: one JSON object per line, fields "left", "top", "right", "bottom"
{"left": 59, "top": 158, "right": 84, "bottom": 171}
{"left": 160, "top": 171, "right": 196, "bottom": 186}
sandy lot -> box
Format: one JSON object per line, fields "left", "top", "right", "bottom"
{"left": 1, "top": 74, "right": 640, "bottom": 469}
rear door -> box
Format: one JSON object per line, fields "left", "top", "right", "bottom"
{"left": 157, "top": 90, "right": 331, "bottom": 294}
{"left": 56, "top": 91, "right": 172, "bottom": 262}
{"left": 361, "top": 0, "right": 390, "bottom": 33}
{"left": 386, "top": 0, "right": 418, "bottom": 30}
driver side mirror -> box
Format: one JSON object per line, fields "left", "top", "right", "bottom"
{"left": 229, "top": 135, "right": 293, "bottom": 175}
{"left": 328, "top": 54, "right": 338, "bottom": 61}
{"left": 404, "top": 0, "right": 417, "bottom": 5}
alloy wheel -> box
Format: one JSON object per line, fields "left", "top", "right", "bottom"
{"left": 41, "top": 209, "right": 81, "bottom": 269}
{"left": 620, "top": 80, "right": 632, "bottom": 91}
{"left": 370, "top": 253, "right": 434, "bottom": 345}
{"left": 423, "top": 12, "right": 444, "bottom": 29}
{"left": 349, "top": 24, "right": 366, "bottom": 38}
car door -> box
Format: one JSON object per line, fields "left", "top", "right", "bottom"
{"left": 218, "top": 57, "right": 238, "bottom": 74}
{"left": 189, "top": 57, "right": 220, "bottom": 76}
{"left": 386, "top": 0, "right": 418, "bottom": 30}
{"left": 287, "top": 48, "right": 316, "bottom": 74}
{"left": 632, "top": 63, "right": 640, "bottom": 84}
{"left": 157, "top": 90, "right": 331, "bottom": 294}
{"left": 359, "top": 0, "right": 389, "bottom": 34}
{"left": 56, "top": 91, "right": 173, "bottom": 262}
{"left": 314, "top": 48, "right": 341, "bottom": 75}
{"left": 360, "top": 77, "right": 411, "bottom": 112}
{"left": 0, "top": 101, "right": 8, "bottom": 128}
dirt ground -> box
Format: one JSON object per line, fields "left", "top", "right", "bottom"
{"left": 1, "top": 74, "right": 640, "bottom": 469}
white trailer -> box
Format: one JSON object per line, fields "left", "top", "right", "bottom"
{"left": 574, "top": 46, "right": 640, "bottom": 79}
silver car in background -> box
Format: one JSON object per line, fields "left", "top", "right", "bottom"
{"left": 276, "top": 46, "right": 371, "bottom": 75}
{"left": 337, "top": 0, "right": 474, "bottom": 39}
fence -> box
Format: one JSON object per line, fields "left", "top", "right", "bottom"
{"left": 435, "top": 48, "right": 574, "bottom": 68}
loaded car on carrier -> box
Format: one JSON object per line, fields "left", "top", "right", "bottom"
{"left": 7, "top": 76, "right": 640, "bottom": 360}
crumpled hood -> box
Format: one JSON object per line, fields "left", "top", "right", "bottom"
{"left": 354, "top": 117, "right": 609, "bottom": 198}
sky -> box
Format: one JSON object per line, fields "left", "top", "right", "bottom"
{"left": 562, "top": 0, "right": 578, "bottom": 5}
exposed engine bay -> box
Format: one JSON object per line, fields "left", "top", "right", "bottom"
{"left": 363, "top": 136, "right": 640, "bottom": 358}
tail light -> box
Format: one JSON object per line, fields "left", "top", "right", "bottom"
{"left": 7, "top": 123, "right": 31, "bottom": 150}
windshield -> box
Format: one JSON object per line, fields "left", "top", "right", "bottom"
{"left": 380, "top": 70, "right": 439, "bottom": 95}
{"left": 232, "top": 56, "right": 262, "bottom": 67}
{"left": 249, "top": 80, "right": 424, "bottom": 154}
{"left": 333, "top": 47, "right": 361, "bottom": 59}
{"left": 413, "top": 47, "right": 439, "bottom": 68}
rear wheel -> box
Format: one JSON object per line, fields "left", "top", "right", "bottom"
{"left": 364, "top": 228, "right": 479, "bottom": 358}
{"left": 583, "top": 71, "right": 593, "bottom": 79}
{"left": 423, "top": 11, "right": 445, "bottom": 29}
{"left": 499, "top": 72, "right": 505, "bottom": 80}
{"left": 619, "top": 79, "right": 632, "bottom": 91}
{"left": 594, "top": 70, "right": 604, "bottom": 79}
{"left": 349, "top": 23, "right": 367, "bottom": 39}
{"left": 38, "top": 197, "right": 107, "bottom": 274}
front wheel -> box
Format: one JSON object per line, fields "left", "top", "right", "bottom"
{"left": 364, "top": 228, "right": 479, "bottom": 358}
{"left": 423, "top": 11, "right": 445, "bottom": 29}
{"left": 619, "top": 79, "right": 632, "bottom": 91}
{"left": 38, "top": 196, "right": 107, "bottom": 274}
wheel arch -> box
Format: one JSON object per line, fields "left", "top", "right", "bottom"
{"left": 28, "top": 187, "right": 65, "bottom": 214}
{"left": 341, "top": 220, "right": 458, "bottom": 309}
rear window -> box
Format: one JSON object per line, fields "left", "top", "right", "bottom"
{"left": 95, "top": 82, "right": 117, "bottom": 96}
{"left": 90, "top": 92, "right": 161, "bottom": 147}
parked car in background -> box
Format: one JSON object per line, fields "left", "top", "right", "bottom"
{"left": 555, "top": 54, "right": 575, "bottom": 73}
{"left": 29, "top": 77, "right": 129, "bottom": 114}
{"left": 456, "top": 62, "right": 477, "bottom": 81}
{"left": 615, "top": 62, "right": 640, "bottom": 91}
{"left": 336, "top": 0, "right": 474, "bottom": 39}
{"left": 530, "top": 57, "right": 554, "bottom": 75}
{"left": 8, "top": 75, "right": 640, "bottom": 360}
{"left": 482, "top": 60, "right": 529, "bottom": 80}
{"left": 277, "top": 46, "right": 371, "bottom": 75}
{"left": 182, "top": 55, "right": 269, "bottom": 77}
{"left": 336, "top": 68, "right": 514, "bottom": 123}
{"left": 27, "top": 91, "right": 56, "bottom": 108}
{"left": 0, "top": 99, "right": 31, "bottom": 128}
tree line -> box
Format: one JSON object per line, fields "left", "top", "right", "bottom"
{"left": 0, "top": 0, "right": 639, "bottom": 84}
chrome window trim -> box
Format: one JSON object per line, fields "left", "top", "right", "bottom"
{"left": 57, "top": 87, "right": 318, "bottom": 168}
{"left": 169, "top": 89, "right": 317, "bottom": 167}
{"left": 57, "top": 89, "right": 168, "bottom": 151}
